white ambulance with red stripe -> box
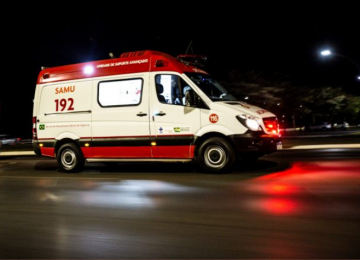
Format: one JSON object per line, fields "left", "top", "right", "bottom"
{"left": 32, "top": 50, "right": 282, "bottom": 173}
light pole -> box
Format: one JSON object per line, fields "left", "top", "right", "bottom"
{"left": 320, "top": 49, "right": 360, "bottom": 81}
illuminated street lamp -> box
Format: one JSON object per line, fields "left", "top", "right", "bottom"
{"left": 320, "top": 49, "right": 360, "bottom": 81}
{"left": 320, "top": 50, "right": 332, "bottom": 56}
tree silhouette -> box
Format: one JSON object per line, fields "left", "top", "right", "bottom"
{"left": 219, "top": 69, "right": 360, "bottom": 129}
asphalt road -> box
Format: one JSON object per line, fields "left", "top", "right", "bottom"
{"left": 0, "top": 133, "right": 360, "bottom": 259}
{"left": 0, "top": 131, "right": 360, "bottom": 258}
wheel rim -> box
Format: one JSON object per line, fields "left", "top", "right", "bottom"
{"left": 204, "top": 145, "right": 227, "bottom": 169}
{"left": 61, "top": 148, "right": 77, "bottom": 170}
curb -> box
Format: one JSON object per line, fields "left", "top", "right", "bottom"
{"left": 0, "top": 151, "right": 36, "bottom": 156}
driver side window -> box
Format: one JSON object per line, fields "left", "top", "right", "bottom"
{"left": 155, "top": 74, "right": 193, "bottom": 106}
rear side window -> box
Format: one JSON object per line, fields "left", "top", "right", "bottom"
{"left": 98, "top": 78, "right": 143, "bottom": 107}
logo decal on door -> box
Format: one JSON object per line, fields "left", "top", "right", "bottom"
{"left": 174, "top": 127, "right": 191, "bottom": 133}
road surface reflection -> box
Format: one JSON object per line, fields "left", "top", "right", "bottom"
{"left": 1, "top": 156, "right": 360, "bottom": 258}
{"left": 242, "top": 160, "right": 360, "bottom": 217}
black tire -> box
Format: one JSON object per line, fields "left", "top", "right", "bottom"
{"left": 57, "top": 143, "right": 84, "bottom": 173}
{"left": 196, "top": 137, "right": 236, "bottom": 173}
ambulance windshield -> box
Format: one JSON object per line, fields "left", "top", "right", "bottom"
{"left": 185, "top": 73, "right": 237, "bottom": 101}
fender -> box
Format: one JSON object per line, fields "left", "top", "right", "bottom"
{"left": 55, "top": 132, "right": 81, "bottom": 141}
{"left": 195, "top": 124, "right": 235, "bottom": 137}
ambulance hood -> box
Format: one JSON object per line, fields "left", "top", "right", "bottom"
{"left": 221, "top": 101, "right": 277, "bottom": 118}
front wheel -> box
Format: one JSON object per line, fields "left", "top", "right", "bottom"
{"left": 196, "top": 137, "right": 236, "bottom": 173}
{"left": 57, "top": 143, "right": 84, "bottom": 173}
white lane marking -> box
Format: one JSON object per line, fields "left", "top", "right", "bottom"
{"left": 284, "top": 144, "right": 360, "bottom": 149}
{"left": 0, "top": 151, "right": 35, "bottom": 156}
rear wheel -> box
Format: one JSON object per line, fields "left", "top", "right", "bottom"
{"left": 57, "top": 143, "right": 84, "bottom": 173}
{"left": 196, "top": 137, "right": 236, "bottom": 173}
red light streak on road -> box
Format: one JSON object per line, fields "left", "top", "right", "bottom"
{"left": 243, "top": 160, "right": 360, "bottom": 216}
{"left": 262, "top": 198, "right": 298, "bottom": 215}
{"left": 267, "top": 183, "right": 300, "bottom": 195}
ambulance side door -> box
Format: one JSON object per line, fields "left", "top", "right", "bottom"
{"left": 149, "top": 73, "right": 201, "bottom": 158}
{"left": 91, "top": 74, "right": 151, "bottom": 158}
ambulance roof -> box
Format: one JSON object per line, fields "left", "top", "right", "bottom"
{"left": 37, "top": 50, "right": 209, "bottom": 84}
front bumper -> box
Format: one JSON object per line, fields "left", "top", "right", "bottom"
{"left": 231, "top": 132, "right": 282, "bottom": 157}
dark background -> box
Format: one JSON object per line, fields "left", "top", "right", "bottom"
{"left": 1, "top": 2, "right": 359, "bottom": 138}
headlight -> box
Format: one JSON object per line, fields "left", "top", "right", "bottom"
{"left": 236, "top": 115, "right": 261, "bottom": 131}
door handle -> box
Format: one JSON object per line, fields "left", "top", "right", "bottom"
{"left": 136, "top": 112, "right": 147, "bottom": 117}
{"left": 155, "top": 111, "right": 166, "bottom": 116}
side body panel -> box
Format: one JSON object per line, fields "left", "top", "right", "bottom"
{"left": 35, "top": 79, "right": 93, "bottom": 157}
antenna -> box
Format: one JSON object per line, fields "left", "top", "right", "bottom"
{"left": 185, "top": 40, "right": 193, "bottom": 54}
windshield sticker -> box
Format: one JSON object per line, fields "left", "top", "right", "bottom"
{"left": 209, "top": 114, "right": 219, "bottom": 123}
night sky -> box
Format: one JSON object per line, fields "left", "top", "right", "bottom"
{"left": 1, "top": 2, "right": 359, "bottom": 138}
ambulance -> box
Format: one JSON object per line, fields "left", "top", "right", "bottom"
{"left": 32, "top": 50, "right": 282, "bottom": 173}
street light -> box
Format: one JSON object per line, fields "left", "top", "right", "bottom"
{"left": 320, "top": 49, "right": 360, "bottom": 81}
{"left": 320, "top": 50, "right": 331, "bottom": 56}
